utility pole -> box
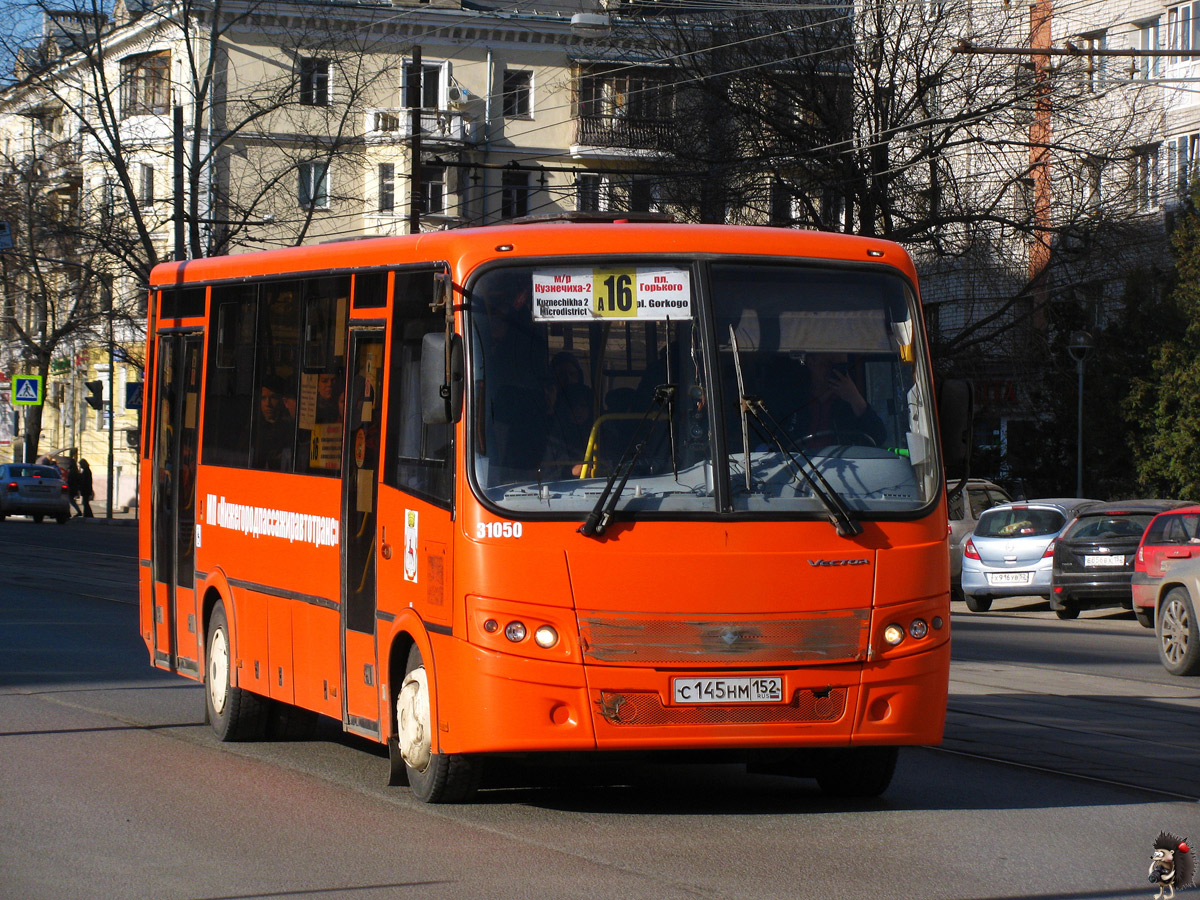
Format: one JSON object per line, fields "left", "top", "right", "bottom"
{"left": 105, "top": 282, "right": 114, "bottom": 519}
{"left": 409, "top": 46, "right": 423, "bottom": 236}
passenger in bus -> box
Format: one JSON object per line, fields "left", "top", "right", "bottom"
{"left": 315, "top": 371, "right": 344, "bottom": 424}
{"left": 253, "top": 378, "right": 295, "bottom": 470}
{"left": 781, "top": 352, "right": 886, "bottom": 447}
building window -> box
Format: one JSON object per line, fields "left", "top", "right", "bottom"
{"left": 577, "top": 173, "right": 602, "bottom": 212}
{"left": 120, "top": 51, "right": 170, "bottom": 117}
{"left": 1133, "top": 145, "right": 1160, "bottom": 211}
{"left": 1077, "top": 32, "right": 1107, "bottom": 91}
{"left": 299, "top": 161, "right": 330, "bottom": 208}
{"left": 378, "top": 163, "right": 395, "bottom": 213}
{"left": 630, "top": 176, "right": 658, "bottom": 213}
{"left": 1139, "top": 19, "right": 1162, "bottom": 78}
{"left": 1167, "top": 134, "right": 1198, "bottom": 200}
{"left": 501, "top": 170, "right": 530, "bottom": 219}
{"left": 503, "top": 70, "right": 532, "bottom": 118}
{"left": 138, "top": 164, "right": 154, "bottom": 209}
{"left": 404, "top": 62, "right": 442, "bottom": 109}
{"left": 420, "top": 165, "right": 445, "bottom": 215}
{"left": 299, "top": 57, "right": 330, "bottom": 106}
{"left": 1168, "top": 3, "right": 1200, "bottom": 58}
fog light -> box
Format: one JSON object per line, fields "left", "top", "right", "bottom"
{"left": 534, "top": 625, "right": 558, "bottom": 648}
{"left": 483, "top": 619, "right": 499, "bottom": 634}
{"left": 883, "top": 624, "right": 905, "bottom": 646}
{"left": 504, "top": 621, "right": 527, "bottom": 642}
{"left": 909, "top": 618, "right": 929, "bottom": 639}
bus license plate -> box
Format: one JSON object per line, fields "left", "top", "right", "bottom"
{"left": 988, "top": 572, "right": 1032, "bottom": 586}
{"left": 672, "top": 676, "right": 783, "bottom": 705}
{"left": 1084, "top": 555, "right": 1125, "bottom": 567}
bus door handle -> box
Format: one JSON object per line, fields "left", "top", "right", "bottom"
{"left": 381, "top": 526, "right": 393, "bottom": 560}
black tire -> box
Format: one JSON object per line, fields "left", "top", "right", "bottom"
{"left": 32, "top": 514, "right": 44, "bottom": 524}
{"left": 205, "top": 601, "right": 268, "bottom": 741}
{"left": 814, "top": 746, "right": 899, "bottom": 798}
{"left": 1157, "top": 587, "right": 1200, "bottom": 676}
{"left": 1054, "top": 606, "right": 1079, "bottom": 620}
{"left": 395, "top": 644, "right": 481, "bottom": 803}
{"left": 55, "top": 512, "right": 69, "bottom": 524}
{"left": 964, "top": 594, "right": 992, "bottom": 612}
{"left": 1135, "top": 608, "right": 1155, "bottom": 629}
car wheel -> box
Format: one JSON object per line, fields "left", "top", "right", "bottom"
{"left": 1054, "top": 606, "right": 1079, "bottom": 620}
{"left": 1135, "top": 608, "right": 1154, "bottom": 629}
{"left": 965, "top": 594, "right": 992, "bottom": 612}
{"left": 395, "top": 644, "right": 481, "bottom": 803}
{"left": 1157, "top": 588, "right": 1200, "bottom": 676}
{"left": 205, "top": 600, "right": 268, "bottom": 741}
{"left": 814, "top": 746, "right": 899, "bottom": 798}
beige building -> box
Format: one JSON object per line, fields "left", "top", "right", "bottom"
{"left": 0, "top": 0, "right": 671, "bottom": 507}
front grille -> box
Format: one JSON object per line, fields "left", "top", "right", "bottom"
{"left": 595, "top": 689, "right": 847, "bottom": 726}
{"left": 578, "top": 610, "right": 870, "bottom": 665}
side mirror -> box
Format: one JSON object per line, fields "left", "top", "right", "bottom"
{"left": 937, "top": 378, "right": 973, "bottom": 477}
{"left": 420, "top": 332, "right": 464, "bottom": 425}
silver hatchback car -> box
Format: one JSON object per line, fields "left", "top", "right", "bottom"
{"left": 0, "top": 463, "right": 72, "bottom": 524}
{"left": 961, "top": 498, "right": 1100, "bottom": 612}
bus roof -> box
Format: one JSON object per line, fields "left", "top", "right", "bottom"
{"left": 148, "top": 222, "right": 917, "bottom": 290}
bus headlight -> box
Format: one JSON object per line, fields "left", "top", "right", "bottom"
{"left": 504, "top": 621, "right": 527, "bottom": 642}
{"left": 883, "top": 623, "right": 906, "bottom": 646}
{"left": 909, "top": 618, "right": 929, "bottom": 639}
{"left": 534, "top": 625, "right": 559, "bottom": 649}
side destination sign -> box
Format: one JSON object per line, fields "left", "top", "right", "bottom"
{"left": 532, "top": 266, "right": 691, "bottom": 322}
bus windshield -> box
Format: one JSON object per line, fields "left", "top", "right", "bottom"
{"left": 468, "top": 260, "right": 938, "bottom": 518}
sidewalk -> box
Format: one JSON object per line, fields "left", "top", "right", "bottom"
{"left": 68, "top": 506, "right": 138, "bottom": 526}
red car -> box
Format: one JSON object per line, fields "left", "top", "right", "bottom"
{"left": 1132, "top": 505, "right": 1200, "bottom": 628}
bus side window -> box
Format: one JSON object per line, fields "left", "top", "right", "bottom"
{"left": 384, "top": 270, "right": 453, "bottom": 507}
{"left": 202, "top": 285, "right": 258, "bottom": 468}
{"left": 252, "top": 281, "right": 301, "bottom": 473}
{"left": 295, "top": 275, "right": 349, "bottom": 476}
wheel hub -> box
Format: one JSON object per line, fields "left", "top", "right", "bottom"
{"left": 397, "top": 666, "right": 432, "bottom": 772}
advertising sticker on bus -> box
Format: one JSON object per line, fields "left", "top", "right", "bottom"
{"left": 532, "top": 266, "right": 692, "bottom": 322}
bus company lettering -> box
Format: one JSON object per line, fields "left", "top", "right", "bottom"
{"left": 205, "top": 493, "right": 339, "bottom": 548}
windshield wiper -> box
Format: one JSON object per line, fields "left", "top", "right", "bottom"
{"left": 579, "top": 383, "right": 676, "bottom": 538}
{"left": 728, "top": 331, "right": 862, "bottom": 538}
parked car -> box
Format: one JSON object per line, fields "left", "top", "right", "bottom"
{"left": 1131, "top": 505, "right": 1200, "bottom": 629}
{"left": 1051, "top": 500, "right": 1193, "bottom": 620}
{"left": 948, "top": 478, "right": 1012, "bottom": 600}
{"left": 1139, "top": 555, "right": 1200, "bottom": 676}
{"left": 0, "top": 463, "right": 71, "bottom": 524}
{"left": 960, "top": 498, "right": 1100, "bottom": 612}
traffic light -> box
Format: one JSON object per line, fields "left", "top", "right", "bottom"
{"left": 84, "top": 380, "right": 104, "bottom": 410}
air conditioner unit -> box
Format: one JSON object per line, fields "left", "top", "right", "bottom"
{"left": 447, "top": 85, "right": 471, "bottom": 107}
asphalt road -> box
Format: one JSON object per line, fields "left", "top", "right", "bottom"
{"left": 1, "top": 519, "right": 1198, "bottom": 900}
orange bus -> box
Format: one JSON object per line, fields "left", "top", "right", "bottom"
{"left": 139, "top": 218, "right": 964, "bottom": 802}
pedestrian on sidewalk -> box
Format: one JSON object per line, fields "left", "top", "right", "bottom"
{"left": 65, "top": 459, "right": 83, "bottom": 517}
{"left": 78, "top": 459, "right": 94, "bottom": 518}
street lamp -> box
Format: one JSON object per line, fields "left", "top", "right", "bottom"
{"left": 1067, "top": 330, "right": 1094, "bottom": 497}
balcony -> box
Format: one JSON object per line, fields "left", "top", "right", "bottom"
{"left": 572, "top": 114, "right": 671, "bottom": 157}
{"left": 364, "top": 108, "right": 475, "bottom": 146}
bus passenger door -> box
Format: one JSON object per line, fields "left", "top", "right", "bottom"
{"left": 341, "top": 330, "right": 385, "bottom": 737}
{"left": 150, "top": 333, "right": 204, "bottom": 675}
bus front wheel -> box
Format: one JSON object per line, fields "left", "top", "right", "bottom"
{"left": 205, "top": 600, "right": 267, "bottom": 741}
{"left": 813, "top": 746, "right": 899, "bottom": 798}
{"left": 395, "top": 644, "right": 481, "bottom": 803}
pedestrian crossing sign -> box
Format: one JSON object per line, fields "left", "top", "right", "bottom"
{"left": 12, "top": 375, "right": 43, "bottom": 406}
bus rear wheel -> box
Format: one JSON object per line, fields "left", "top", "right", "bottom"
{"left": 205, "top": 600, "right": 267, "bottom": 741}
{"left": 813, "top": 746, "right": 899, "bottom": 798}
{"left": 395, "top": 644, "right": 481, "bottom": 803}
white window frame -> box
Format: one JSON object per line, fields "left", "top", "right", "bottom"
{"left": 299, "top": 160, "right": 330, "bottom": 209}
{"left": 403, "top": 59, "right": 451, "bottom": 109}
{"left": 503, "top": 69, "right": 533, "bottom": 118}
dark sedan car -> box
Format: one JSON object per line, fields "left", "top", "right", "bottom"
{"left": 1051, "top": 500, "right": 1193, "bottom": 620}
{"left": 0, "top": 463, "right": 71, "bottom": 523}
